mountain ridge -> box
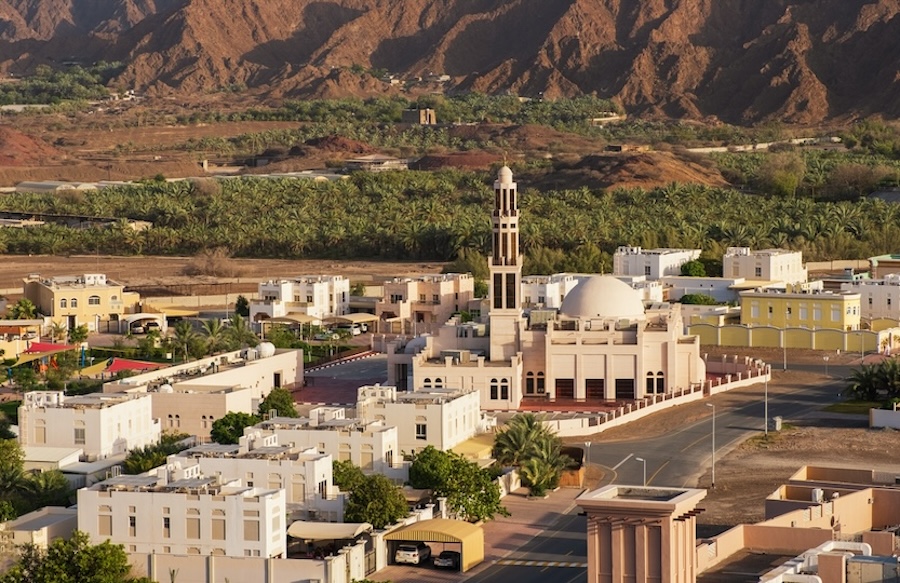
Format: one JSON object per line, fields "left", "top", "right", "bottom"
{"left": 1, "top": 0, "right": 899, "bottom": 124}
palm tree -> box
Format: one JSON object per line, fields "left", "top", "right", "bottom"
{"left": 200, "top": 319, "right": 228, "bottom": 354}
{"left": 225, "top": 314, "right": 258, "bottom": 349}
{"left": 23, "top": 470, "right": 71, "bottom": 509}
{"left": 9, "top": 299, "right": 37, "bottom": 319}
{"left": 171, "top": 320, "right": 198, "bottom": 363}
{"left": 845, "top": 365, "right": 880, "bottom": 401}
{"left": 492, "top": 413, "right": 546, "bottom": 466}
{"left": 49, "top": 321, "right": 68, "bottom": 343}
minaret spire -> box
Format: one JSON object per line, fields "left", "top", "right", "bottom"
{"left": 488, "top": 166, "right": 523, "bottom": 360}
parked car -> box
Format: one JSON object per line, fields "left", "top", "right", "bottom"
{"left": 433, "top": 550, "right": 461, "bottom": 570}
{"left": 336, "top": 323, "right": 362, "bottom": 336}
{"left": 313, "top": 330, "right": 339, "bottom": 341}
{"left": 395, "top": 542, "right": 431, "bottom": 565}
{"left": 145, "top": 321, "right": 160, "bottom": 332}
{"left": 130, "top": 324, "right": 145, "bottom": 335}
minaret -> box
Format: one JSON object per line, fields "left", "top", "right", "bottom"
{"left": 488, "top": 166, "right": 523, "bottom": 361}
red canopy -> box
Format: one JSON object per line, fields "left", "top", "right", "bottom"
{"left": 24, "top": 342, "right": 77, "bottom": 353}
{"left": 106, "top": 358, "right": 168, "bottom": 374}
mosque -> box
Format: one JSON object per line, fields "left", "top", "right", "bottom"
{"left": 386, "top": 167, "right": 707, "bottom": 411}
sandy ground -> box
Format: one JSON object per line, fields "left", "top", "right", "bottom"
{"left": 0, "top": 254, "right": 448, "bottom": 293}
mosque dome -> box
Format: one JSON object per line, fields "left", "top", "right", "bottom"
{"left": 559, "top": 276, "right": 646, "bottom": 321}
{"left": 498, "top": 166, "right": 513, "bottom": 181}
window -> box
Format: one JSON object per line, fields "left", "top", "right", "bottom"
{"left": 768, "top": 305, "right": 773, "bottom": 315}
{"left": 390, "top": 294, "right": 404, "bottom": 303}
{"left": 319, "top": 479, "right": 327, "bottom": 499}
{"left": 656, "top": 372, "right": 665, "bottom": 394}
{"left": 129, "top": 516, "right": 136, "bottom": 537}
{"left": 750, "top": 303, "right": 759, "bottom": 318}
{"left": 212, "top": 519, "right": 225, "bottom": 540}
{"left": 419, "top": 294, "right": 426, "bottom": 302}
{"left": 490, "top": 378, "right": 499, "bottom": 400}
{"left": 74, "top": 428, "right": 85, "bottom": 445}
{"left": 70, "top": 298, "right": 78, "bottom": 308}
{"left": 415, "top": 423, "right": 427, "bottom": 440}
{"left": 243, "top": 520, "right": 260, "bottom": 542}
{"left": 537, "top": 372, "right": 545, "bottom": 394}
{"left": 386, "top": 450, "right": 394, "bottom": 468}
{"left": 432, "top": 294, "right": 439, "bottom": 303}
{"left": 755, "top": 267, "right": 762, "bottom": 277}
{"left": 88, "top": 295, "right": 100, "bottom": 306}
{"left": 306, "top": 295, "right": 313, "bottom": 303}
{"left": 434, "top": 378, "right": 443, "bottom": 388}
{"left": 831, "top": 306, "right": 840, "bottom": 321}
{"left": 525, "top": 372, "right": 535, "bottom": 394}
{"left": 186, "top": 518, "right": 200, "bottom": 539}
{"left": 869, "top": 297, "right": 873, "bottom": 306}
{"left": 500, "top": 379, "right": 509, "bottom": 400}
{"left": 60, "top": 299, "right": 67, "bottom": 308}
{"left": 423, "top": 378, "right": 431, "bottom": 389}
{"left": 98, "top": 515, "right": 112, "bottom": 536}
{"left": 162, "top": 517, "right": 171, "bottom": 538}
{"left": 799, "top": 306, "right": 807, "bottom": 320}
{"left": 644, "top": 265, "right": 651, "bottom": 276}
{"left": 813, "top": 306, "right": 822, "bottom": 321}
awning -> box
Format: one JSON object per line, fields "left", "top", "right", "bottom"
{"left": 325, "top": 313, "right": 379, "bottom": 324}
{"left": 270, "top": 313, "right": 320, "bottom": 325}
{"left": 287, "top": 521, "right": 372, "bottom": 541}
{"left": 384, "top": 518, "right": 484, "bottom": 572}
{"left": 24, "top": 342, "right": 76, "bottom": 353}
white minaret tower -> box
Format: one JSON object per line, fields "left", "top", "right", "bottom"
{"left": 488, "top": 166, "right": 524, "bottom": 361}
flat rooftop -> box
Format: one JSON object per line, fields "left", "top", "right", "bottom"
{"left": 9, "top": 509, "right": 77, "bottom": 532}
{"left": 698, "top": 549, "right": 798, "bottom": 583}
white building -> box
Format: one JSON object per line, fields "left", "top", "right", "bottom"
{"left": 613, "top": 246, "right": 701, "bottom": 280}
{"left": 841, "top": 273, "right": 900, "bottom": 323}
{"left": 521, "top": 273, "right": 583, "bottom": 309}
{"left": 18, "top": 391, "right": 160, "bottom": 460}
{"left": 661, "top": 276, "right": 748, "bottom": 303}
{"left": 615, "top": 275, "right": 665, "bottom": 303}
{"left": 102, "top": 345, "right": 303, "bottom": 441}
{"left": 167, "top": 434, "right": 346, "bottom": 522}
{"left": 77, "top": 472, "right": 285, "bottom": 558}
{"left": 387, "top": 168, "right": 707, "bottom": 411}
{"left": 355, "top": 384, "right": 482, "bottom": 454}
{"left": 723, "top": 247, "right": 807, "bottom": 285}
{"left": 249, "top": 411, "right": 406, "bottom": 481}
{"left": 250, "top": 275, "right": 350, "bottom": 323}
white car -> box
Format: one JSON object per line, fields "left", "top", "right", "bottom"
{"left": 395, "top": 542, "right": 431, "bottom": 565}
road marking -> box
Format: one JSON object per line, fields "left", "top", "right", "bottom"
{"left": 612, "top": 453, "right": 634, "bottom": 470}
{"left": 495, "top": 560, "right": 587, "bottom": 568}
{"left": 647, "top": 460, "right": 669, "bottom": 485}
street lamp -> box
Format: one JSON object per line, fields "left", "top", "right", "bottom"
{"left": 635, "top": 457, "right": 647, "bottom": 486}
{"left": 584, "top": 441, "right": 591, "bottom": 470}
{"left": 706, "top": 403, "right": 716, "bottom": 488}
{"left": 823, "top": 355, "right": 830, "bottom": 377}
{"left": 783, "top": 310, "right": 789, "bottom": 371}
{"left": 859, "top": 331, "right": 865, "bottom": 363}
{"left": 764, "top": 377, "right": 768, "bottom": 437}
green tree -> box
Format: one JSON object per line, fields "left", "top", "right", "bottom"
{"left": 679, "top": 293, "right": 719, "bottom": 305}
{"left": 9, "top": 299, "right": 37, "bottom": 319}
{"left": 258, "top": 387, "right": 298, "bottom": 418}
{"left": 225, "top": 314, "right": 258, "bottom": 349}
{"left": 68, "top": 324, "right": 89, "bottom": 344}
{"left": 408, "top": 446, "right": 508, "bottom": 522}
{"left": 758, "top": 151, "right": 806, "bottom": 197}
{"left": 493, "top": 413, "right": 570, "bottom": 497}
{"left": 844, "top": 364, "right": 881, "bottom": 401}
{"left": 680, "top": 260, "right": 706, "bottom": 277}
{"left": 344, "top": 474, "right": 407, "bottom": 528}
{"left": 22, "top": 470, "right": 71, "bottom": 508}
{"left": 210, "top": 411, "right": 260, "bottom": 444}
{"left": 235, "top": 295, "right": 250, "bottom": 317}
{"left": 10, "top": 366, "right": 42, "bottom": 392}
{"left": 171, "top": 320, "right": 199, "bottom": 362}
{"left": 200, "top": 318, "right": 229, "bottom": 354}
{"left": 350, "top": 282, "right": 366, "bottom": 296}
{"left": 0, "top": 530, "right": 151, "bottom": 583}
{"left": 123, "top": 433, "right": 191, "bottom": 475}
{"left": 332, "top": 460, "right": 366, "bottom": 492}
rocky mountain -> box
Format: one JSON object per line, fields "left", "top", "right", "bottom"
{"left": 1, "top": 0, "right": 899, "bottom": 124}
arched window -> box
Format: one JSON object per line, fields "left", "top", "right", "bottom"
{"left": 88, "top": 295, "right": 101, "bottom": 306}
{"left": 656, "top": 371, "right": 665, "bottom": 394}
{"left": 167, "top": 414, "right": 174, "bottom": 428}
{"left": 500, "top": 379, "right": 509, "bottom": 400}
{"left": 646, "top": 372, "right": 655, "bottom": 394}
{"left": 434, "top": 378, "right": 443, "bottom": 388}
{"left": 70, "top": 298, "right": 78, "bottom": 308}
{"left": 536, "top": 372, "right": 545, "bottom": 394}
{"left": 490, "top": 378, "right": 499, "bottom": 400}
{"left": 423, "top": 378, "right": 431, "bottom": 389}
{"left": 525, "top": 372, "right": 535, "bottom": 394}
{"left": 60, "top": 299, "right": 67, "bottom": 308}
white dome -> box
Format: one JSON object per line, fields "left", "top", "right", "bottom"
{"left": 498, "top": 166, "right": 513, "bottom": 181}
{"left": 559, "top": 276, "right": 646, "bottom": 321}
{"left": 256, "top": 342, "right": 276, "bottom": 358}
{"left": 158, "top": 384, "right": 174, "bottom": 393}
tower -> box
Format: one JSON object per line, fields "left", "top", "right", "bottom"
{"left": 489, "top": 166, "right": 523, "bottom": 360}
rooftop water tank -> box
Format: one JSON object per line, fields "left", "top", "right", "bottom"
{"left": 256, "top": 342, "right": 276, "bottom": 358}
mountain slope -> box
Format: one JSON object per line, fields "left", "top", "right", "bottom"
{"left": 1, "top": 0, "right": 899, "bottom": 123}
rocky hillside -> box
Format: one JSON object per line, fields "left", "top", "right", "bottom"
{"left": 1, "top": 0, "right": 899, "bottom": 124}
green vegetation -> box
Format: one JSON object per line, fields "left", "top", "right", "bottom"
{"left": 493, "top": 413, "right": 570, "bottom": 497}
{"left": 332, "top": 459, "right": 366, "bottom": 492}
{"left": 258, "top": 387, "right": 298, "bottom": 418}
{"left": 0, "top": 530, "right": 152, "bottom": 583}
{"left": 823, "top": 400, "right": 883, "bottom": 415}
{"left": 122, "top": 433, "right": 192, "bottom": 475}
{"left": 0, "top": 400, "right": 20, "bottom": 425}
{"left": 0, "top": 440, "right": 72, "bottom": 518}
{"left": 343, "top": 473, "right": 408, "bottom": 529}
{"left": 679, "top": 293, "right": 719, "bottom": 305}
{"left": 844, "top": 360, "right": 900, "bottom": 402}
{"left": 5, "top": 168, "right": 900, "bottom": 274}
{"left": 0, "top": 63, "right": 122, "bottom": 105}
{"left": 408, "top": 445, "right": 508, "bottom": 522}
{"left": 210, "top": 411, "right": 260, "bottom": 444}
{"left": 680, "top": 260, "right": 706, "bottom": 277}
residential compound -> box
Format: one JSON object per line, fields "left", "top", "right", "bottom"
{"left": 521, "top": 273, "right": 583, "bottom": 309}
{"left": 841, "top": 273, "right": 900, "bottom": 325}
{"left": 739, "top": 287, "right": 862, "bottom": 330}
{"left": 724, "top": 246, "right": 808, "bottom": 285}
{"left": 23, "top": 273, "right": 140, "bottom": 332}
{"left": 18, "top": 391, "right": 160, "bottom": 460}
{"left": 376, "top": 273, "right": 474, "bottom": 333}
{"left": 167, "top": 435, "right": 346, "bottom": 522}
{"left": 102, "top": 344, "right": 303, "bottom": 441}
{"left": 388, "top": 168, "right": 707, "bottom": 411}
{"left": 77, "top": 472, "right": 286, "bottom": 558}
{"left": 613, "top": 246, "right": 700, "bottom": 279}
{"left": 250, "top": 275, "right": 350, "bottom": 324}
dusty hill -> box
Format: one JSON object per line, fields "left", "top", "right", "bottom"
{"left": 0, "top": 127, "right": 64, "bottom": 167}
{"left": 1, "top": 0, "right": 899, "bottom": 123}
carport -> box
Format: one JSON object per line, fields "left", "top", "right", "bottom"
{"left": 384, "top": 518, "right": 484, "bottom": 572}
{"left": 325, "top": 313, "right": 379, "bottom": 330}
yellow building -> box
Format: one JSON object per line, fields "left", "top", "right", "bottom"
{"left": 24, "top": 273, "right": 140, "bottom": 332}
{"left": 739, "top": 288, "right": 861, "bottom": 331}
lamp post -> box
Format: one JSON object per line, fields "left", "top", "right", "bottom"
{"left": 764, "top": 377, "right": 769, "bottom": 437}
{"left": 584, "top": 441, "right": 591, "bottom": 470}
{"left": 783, "top": 310, "right": 789, "bottom": 371}
{"left": 635, "top": 457, "right": 647, "bottom": 486}
{"left": 706, "top": 403, "right": 716, "bottom": 488}
{"left": 823, "top": 355, "right": 830, "bottom": 377}
{"left": 859, "top": 331, "right": 864, "bottom": 363}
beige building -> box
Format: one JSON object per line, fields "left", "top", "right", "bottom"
{"left": 77, "top": 472, "right": 285, "bottom": 558}
{"left": 613, "top": 247, "right": 701, "bottom": 280}
{"left": 387, "top": 167, "right": 707, "bottom": 411}
{"left": 23, "top": 273, "right": 140, "bottom": 332}
{"left": 18, "top": 391, "right": 160, "bottom": 460}
{"left": 377, "top": 273, "right": 474, "bottom": 334}
{"left": 102, "top": 345, "right": 304, "bottom": 441}
{"left": 250, "top": 275, "right": 350, "bottom": 326}
{"left": 577, "top": 485, "right": 706, "bottom": 583}
{"left": 355, "top": 384, "right": 483, "bottom": 454}
{"left": 724, "top": 247, "right": 808, "bottom": 285}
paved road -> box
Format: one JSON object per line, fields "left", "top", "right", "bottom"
{"left": 589, "top": 363, "right": 853, "bottom": 490}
